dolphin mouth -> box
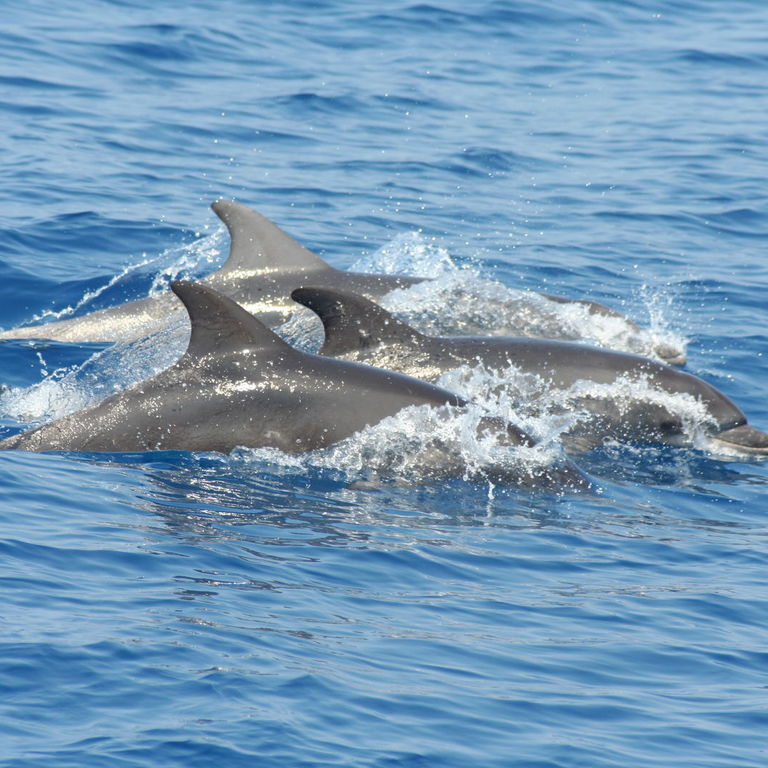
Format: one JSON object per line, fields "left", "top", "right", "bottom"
{"left": 710, "top": 424, "right": 768, "bottom": 455}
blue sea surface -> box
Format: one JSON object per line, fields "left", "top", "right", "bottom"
{"left": 2, "top": 1, "right": 768, "bottom": 766}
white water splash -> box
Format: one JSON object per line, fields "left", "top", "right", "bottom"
{"left": 0, "top": 317, "right": 189, "bottom": 425}
{"left": 228, "top": 401, "right": 576, "bottom": 490}
{"left": 147, "top": 230, "right": 225, "bottom": 295}
{"left": 436, "top": 363, "right": 583, "bottom": 442}
{"left": 634, "top": 282, "right": 688, "bottom": 361}
{"left": 0, "top": 231, "right": 225, "bottom": 422}
{"left": 352, "top": 231, "right": 688, "bottom": 363}
{"left": 353, "top": 230, "right": 459, "bottom": 279}
{"left": 30, "top": 256, "right": 156, "bottom": 324}
{"left": 28, "top": 230, "right": 225, "bottom": 325}
{"left": 435, "top": 362, "right": 720, "bottom": 452}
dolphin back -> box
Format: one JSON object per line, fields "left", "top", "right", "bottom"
{"left": 211, "top": 200, "right": 331, "bottom": 276}
{"left": 292, "top": 286, "right": 425, "bottom": 356}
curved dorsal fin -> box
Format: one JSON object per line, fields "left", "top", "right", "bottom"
{"left": 291, "top": 287, "right": 424, "bottom": 356}
{"left": 211, "top": 200, "right": 331, "bottom": 276}
{"left": 172, "top": 280, "right": 295, "bottom": 359}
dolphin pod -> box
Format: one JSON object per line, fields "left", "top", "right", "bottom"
{"left": 0, "top": 282, "right": 589, "bottom": 489}
{"left": 291, "top": 286, "right": 768, "bottom": 455}
{"left": 0, "top": 202, "right": 762, "bottom": 482}
{"left": 0, "top": 201, "right": 681, "bottom": 364}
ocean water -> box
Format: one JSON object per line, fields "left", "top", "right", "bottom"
{"left": 2, "top": 1, "right": 768, "bottom": 766}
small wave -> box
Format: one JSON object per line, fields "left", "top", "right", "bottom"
{"left": 0, "top": 74, "right": 78, "bottom": 91}
{"left": 676, "top": 49, "right": 768, "bottom": 69}
{"left": 27, "top": 230, "right": 224, "bottom": 325}
{"left": 457, "top": 146, "right": 555, "bottom": 174}
{"left": 271, "top": 91, "right": 369, "bottom": 118}
{"left": 692, "top": 208, "right": 768, "bottom": 239}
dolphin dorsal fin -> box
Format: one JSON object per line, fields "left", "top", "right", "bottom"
{"left": 291, "top": 287, "right": 424, "bottom": 356}
{"left": 211, "top": 200, "right": 331, "bottom": 276}
{"left": 172, "top": 280, "right": 296, "bottom": 359}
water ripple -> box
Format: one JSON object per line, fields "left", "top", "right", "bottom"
{"left": 2, "top": 0, "right": 768, "bottom": 766}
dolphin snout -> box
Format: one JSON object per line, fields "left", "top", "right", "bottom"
{"left": 710, "top": 424, "right": 768, "bottom": 456}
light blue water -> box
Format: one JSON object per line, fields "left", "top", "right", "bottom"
{"left": 2, "top": 1, "right": 768, "bottom": 766}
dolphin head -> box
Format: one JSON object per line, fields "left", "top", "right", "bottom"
{"left": 677, "top": 373, "right": 752, "bottom": 441}
{"left": 692, "top": 378, "right": 768, "bottom": 454}
{"left": 564, "top": 368, "right": 751, "bottom": 451}
{"left": 631, "top": 368, "right": 768, "bottom": 454}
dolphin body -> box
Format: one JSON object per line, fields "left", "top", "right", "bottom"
{"left": 291, "top": 286, "right": 768, "bottom": 455}
{"left": 0, "top": 201, "right": 681, "bottom": 363}
{"left": 0, "top": 282, "right": 588, "bottom": 489}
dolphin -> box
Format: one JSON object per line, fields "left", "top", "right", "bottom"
{"left": 0, "top": 201, "right": 682, "bottom": 363}
{"left": 0, "top": 200, "right": 422, "bottom": 343}
{"left": 0, "top": 202, "right": 421, "bottom": 344}
{"left": 0, "top": 282, "right": 588, "bottom": 489}
{"left": 291, "top": 286, "right": 768, "bottom": 455}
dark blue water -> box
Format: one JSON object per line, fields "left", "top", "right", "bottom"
{"left": 2, "top": 2, "right": 768, "bottom": 766}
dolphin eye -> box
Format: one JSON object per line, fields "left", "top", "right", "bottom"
{"left": 659, "top": 419, "right": 683, "bottom": 434}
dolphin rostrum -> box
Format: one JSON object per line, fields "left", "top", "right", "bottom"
{"left": 0, "top": 282, "right": 588, "bottom": 489}
{"left": 292, "top": 286, "right": 768, "bottom": 455}
{"left": 0, "top": 201, "right": 682, "bottom": 364}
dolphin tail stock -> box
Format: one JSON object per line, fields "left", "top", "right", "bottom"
{"left": 210, "top": 200, "right": 331, "bottom": 277}
{"left": 291, "top": 286, "right": 425, "bottom": 356}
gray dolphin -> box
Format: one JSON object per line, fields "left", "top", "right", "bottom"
{"left": 0, "top": 282, "right": 588, "bottom": 489}
{"left": 291, "top": 286, "right": 768, "bottom": 455}
{"left": 0, "top": 202, "right": 421, "bottom": 344}
{"left": 0, "top": 201, "right": 681, "bottom": 363}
